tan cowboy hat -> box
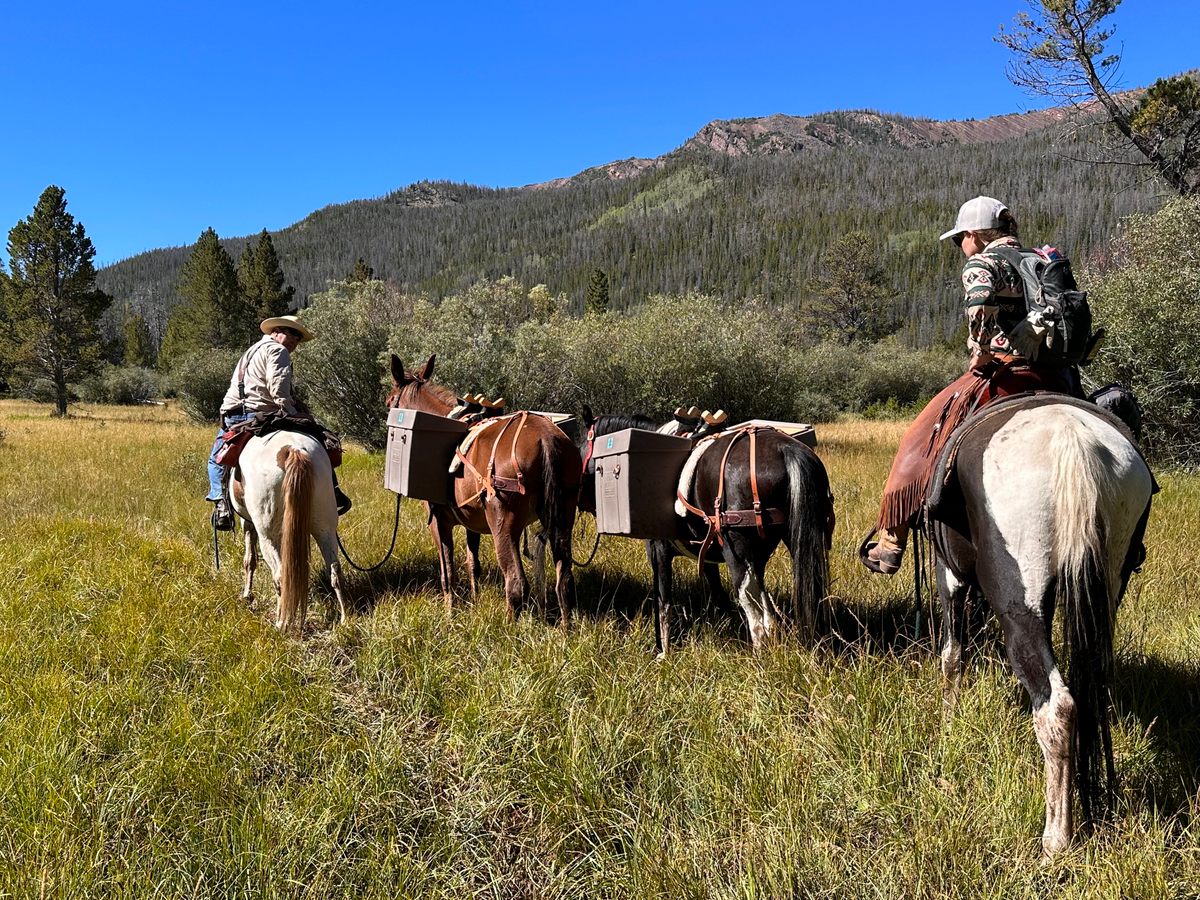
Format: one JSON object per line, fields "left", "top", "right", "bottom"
{"left": 259, "top": 315, "right": 314, "bottom": 342}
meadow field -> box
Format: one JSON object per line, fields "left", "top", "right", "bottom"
{"left": 0, "top": 399, "right": 1196, "bottom": 899}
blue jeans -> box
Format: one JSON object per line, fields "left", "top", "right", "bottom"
{"left": 207, "top": 412, "right": 255, "bottom": 501}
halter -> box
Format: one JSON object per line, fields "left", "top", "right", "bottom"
{"left": 577, "top": 424, "right": 598, "bottom": 512}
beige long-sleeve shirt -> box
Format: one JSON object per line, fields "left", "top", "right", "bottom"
{"left": 220, "top": 336, "right": 299, "bottom": 416}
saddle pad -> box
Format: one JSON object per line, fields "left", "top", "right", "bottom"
{"left": 448, "top": 415, "right": 507, "bottom": 474}
{"left": 674, "top": 438, "right": 719, "bottom": 516}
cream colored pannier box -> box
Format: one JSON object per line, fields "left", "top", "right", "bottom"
{"left": 529, "top": 411, "right": 579, "bottom": 444}
{"left": 383, "top": 408, "right": 468, "bottom": 505}
{"left": 593, "top": 428, "right": 693, "bottom": 539}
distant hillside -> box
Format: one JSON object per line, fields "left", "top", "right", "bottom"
{"left": 97, "top": 103, "right": 1163, "bottom": 347}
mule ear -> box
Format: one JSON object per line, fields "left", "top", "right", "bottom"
{"left": 418, "top": 354, "right": 437, "bottom": 381}
{"left": 389, "top": 353, "right": 407, "bottom": 386}
{"left": 581, "top": 404, "right": 595, "bottom": 426}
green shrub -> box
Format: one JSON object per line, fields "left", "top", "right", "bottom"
{"left": 11, "top": 377, "right": 64, "bottom": 404}
{"left": 301, "top": 280, "right": 411, "bottom": 449}
{"left": 77, "top": 366, "right": 158, "bottom": 405}
{"left": 1087, "top": 196, "right": 1200, "bottom": 463}
{"left": 167, "top": 349, "right": 242, "bottom": 423}
{"left": 298, "top": 275, "right": 966, "bottom": 428}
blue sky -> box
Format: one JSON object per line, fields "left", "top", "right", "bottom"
{"left": 1, "top": 0, "right": 1196, "bottom": 267}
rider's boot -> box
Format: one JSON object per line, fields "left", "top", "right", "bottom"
{"left": 862, "top": 525, "right": 908, "bottom": 575}
{"left": 333, "top": 485, "right": 352, "bottom": 515}
{"left": 211, "top": 498, "right": 234, "bottom": 532}
{"left": 211, "top": 471, "right": 235, "bottom": 531}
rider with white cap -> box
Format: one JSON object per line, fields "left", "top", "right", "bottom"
{"left": 863, "top": 197, "right": 1076, "bottom": 574}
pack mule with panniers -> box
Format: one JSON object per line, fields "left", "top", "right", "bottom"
{"left": 581, "top": 412, "right": 833, "bottom": 653}
{"left": 385, "top": 354, "right": 582, "bottom": 625}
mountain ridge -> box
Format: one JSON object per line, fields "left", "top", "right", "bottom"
{"left": 96, "top": 96, "right": 1159, "bottom": 348}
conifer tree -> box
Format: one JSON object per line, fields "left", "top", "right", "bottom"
{"left": 586, "top": 267, "right": 610, "bottom": 313}
{"left": 159, "top": 228, "right": 251, "bottom": 366}
{"left": 122, "top": 312, "right": 155, "bottom": 367}
{"left": 1, "top": 185, "right": 111, "bottom": 415}
{"left": 999, "top": 0, "right": 1200, "bottom": 195}
{"left": 238, "top": 229, "right": 294, "bottom": 319}
{"left": 349, "top": 257, "right": 374, "bottom": 282}
{"left": 803, "top": 230, "right": 896, "bottom": 343}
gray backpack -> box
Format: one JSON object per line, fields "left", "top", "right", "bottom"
{"left": 993, "top": 245, "right": 1094, "bottom": 366}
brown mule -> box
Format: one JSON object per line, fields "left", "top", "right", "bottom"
{"left": 387, "top": 354, "right": 582, "bottom": 625}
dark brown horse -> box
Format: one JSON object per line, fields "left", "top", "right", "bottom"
{"left": 580, "top": 409, "right": 835, "bottom": 653}
{"left": 386, "top": 354, "right": 582, "bottom": 624}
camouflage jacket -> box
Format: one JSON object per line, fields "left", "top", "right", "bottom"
{"left": 962, "top": 236, "right": 1025, "bottom": 360}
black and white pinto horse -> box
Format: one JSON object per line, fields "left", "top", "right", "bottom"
{"left": 927, "top": 395, "right": 1153, "bottom": 857}
{"left": 579, "top": 409, "right": 834, "bottom": 654}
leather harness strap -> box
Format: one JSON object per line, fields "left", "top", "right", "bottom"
{"left": 453, "top": 411, "right": 531, "bottom": 501}
{"left": 676, "top": 426, "right": 785, "bottom": 573}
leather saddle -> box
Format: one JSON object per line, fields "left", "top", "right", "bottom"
{"left": 924, "top": 392, "right": 1152, "bottom": 562}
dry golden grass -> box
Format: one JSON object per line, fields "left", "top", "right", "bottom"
{"left": 0, "top": 399, "right": 1196, "bottom": 899}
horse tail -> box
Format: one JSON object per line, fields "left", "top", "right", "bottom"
{"left": 782, "top": 440, "right": 831, "bottom": 639}
{"left": 539, "top": 430, "right": 580, "bottom": 553}
{"left": 278, "top": 445, "right": 314, "bottom": 635}
{"left": 1050, "top": 416, "right": 1118, "bottom": 828}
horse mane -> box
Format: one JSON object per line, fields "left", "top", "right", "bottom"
{"left": 423, "top": 380, "right": 458, "bottom": 408}
{"left": 394, "top": 375, "right": 458, "bottom": 413}
{"left": 590, "top": 413, "right": 657, "bottom": 438}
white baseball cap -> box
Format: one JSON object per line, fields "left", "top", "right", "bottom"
{"left": 939, "top": 196, "right": 1010, "bottom": 242}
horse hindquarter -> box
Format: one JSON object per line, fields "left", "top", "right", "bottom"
{"left": 964, "top": 406, "right": 1152, "bottom": 854}
{"left": 235, "top": 433, "right": 343, "bottom": 634}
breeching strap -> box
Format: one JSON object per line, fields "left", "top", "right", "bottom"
{"left": 454, "top": 411, "right": 531, "bottom": 501}
{"left": 676, "top": 426, "right": 785, "bottom": 574}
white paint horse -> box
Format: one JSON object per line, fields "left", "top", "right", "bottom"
{"left": 230, "top": 431, "right": 348, "bottom": 634}
{"left": 927, "top": 395, "right": 1153, "bottom": 857}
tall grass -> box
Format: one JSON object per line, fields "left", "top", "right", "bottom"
{"left": 0, "top": 401, "right": 1195, "bottom": 898}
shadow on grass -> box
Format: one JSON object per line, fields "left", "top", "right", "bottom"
{"left": 1113, "top": 653, "right": 1200, "bottom": 820}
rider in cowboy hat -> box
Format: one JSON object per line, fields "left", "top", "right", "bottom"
{"left": 206, "top": 315, "right": 351, "bottom": 530}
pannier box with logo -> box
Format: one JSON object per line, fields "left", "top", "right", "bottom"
{"left": 384, "top": 408, "right": 469, "bottom": 504}
{"left": 593, "top": 428, "right": 693, "bottom": 539}
{"left": 529, "top": 411, "right": 579, "bottom": 444}
{"left": 737, "top": 419, "right": 817, "bottom": 448}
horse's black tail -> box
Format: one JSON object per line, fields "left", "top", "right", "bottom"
{"left": 781, "top": 440, "right": 832, "bottom": 640}
{"left": 538, "top": 428, "right": 581, "bottom": 621}
{"left": 1052, "top": 425, "right": 1118, "bottom": 828}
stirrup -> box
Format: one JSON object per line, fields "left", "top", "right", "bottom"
{"left": 211, "top": 499, "right": 234, "bottom": 532}
{"left": 858, "top": 528, "right": 902, "bottom": 575}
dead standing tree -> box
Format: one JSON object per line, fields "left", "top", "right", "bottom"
{"left": 999, "top": 0, "right": 1200, "bottom": 196}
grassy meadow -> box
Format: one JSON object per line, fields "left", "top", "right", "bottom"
{"left": 0, "top": 399, "right": 1197, "bottom": 899}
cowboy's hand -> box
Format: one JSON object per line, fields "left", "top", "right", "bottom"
{"left": 1008, "top": 312, "right": 1048, "bottom": 360}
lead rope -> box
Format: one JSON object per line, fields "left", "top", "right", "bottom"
{"left": 336, "top": 494, "right": 402, "bottom": 572}
{"left": 211, "top": 508, "right": 222, "bottom": 571}
{"left": 571, "top": 515, "right": 602, "bottom": 567}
